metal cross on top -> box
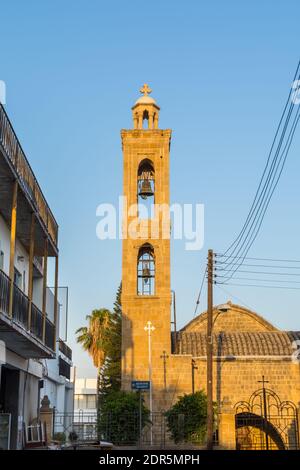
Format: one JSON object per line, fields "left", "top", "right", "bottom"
{"left": 140, "top": 83, "right": 152, "bottom": 96}
{"left": 258, "top": 375, "right": 269, "bottom": 389}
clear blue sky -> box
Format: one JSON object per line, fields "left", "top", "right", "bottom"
{"left": 1, "top": 0, "right": 300, "bottom": 377}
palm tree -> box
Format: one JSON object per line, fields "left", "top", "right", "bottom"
{"left": 76, "top": 308, "right": 111, "bottom": 410}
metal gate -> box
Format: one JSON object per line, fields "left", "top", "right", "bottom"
{"left": 235, "top": 388, "right": 299, "bottom": 450}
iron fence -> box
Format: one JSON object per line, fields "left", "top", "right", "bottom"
{"left": 53, "top": 410, "right": 208, "bottom": 448}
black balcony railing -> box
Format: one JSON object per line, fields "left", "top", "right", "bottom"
{"left": 0, "top": 268, "right": 10, "bottom": 314}
{"left": 45, "top": 317, "right": 55, "bottom": 350}
{"left": 31, "top": 302, "right": 43, "bottom": 341}
{"left": 59, "top": 356, "right": 71, "bottom": 380}
{"left": 13, "top": 283, "right": 29, "bottom": 326}
{"left": 0, "top": 269, "right": 55, "bottom": 351}
{"left": 59, "top": 338, "right": 72, "bottom": 360}
{"left": 0, "top": 103, "right": 58, "bottom": 246}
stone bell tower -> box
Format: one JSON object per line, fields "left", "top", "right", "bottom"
{"left": 121, "top": 84, "right": 172, "bottom": 410}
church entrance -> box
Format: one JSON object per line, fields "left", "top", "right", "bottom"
{"left": 235, "top": 386, "right": 299, "bottom": 450}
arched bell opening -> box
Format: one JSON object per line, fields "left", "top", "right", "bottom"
{"left": 137, "top": 243, "right": 155, "bottom": 295}
{"left": 137, "top": 158, "right": 155, "bottom": 219}
{"left": 142, "top": 109, "right": 149, "bottom": 129}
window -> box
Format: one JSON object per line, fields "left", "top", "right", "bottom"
{"left": 0, "top": 251, "right": 4, "bottom": 271}
{"left": 14, "top": 268, "right": 22, "bottom": 289}
{"left": 86, "top": 394, "right": 96, "bottom": 409}
{"left": 74, "top": 394, "right": 97, "bottom": 410}
{"left": 137, "top": 243, "right": 155, "bottom": 295}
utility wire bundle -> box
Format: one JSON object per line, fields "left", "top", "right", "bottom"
{"left": 215, "top": 254, "right": 300, "bottom": 290}
{"left": 193, "top": 59, "right": 300, "bottom": 314}
{"left": 216, "top": 59, "right": 300, "bottom": 285}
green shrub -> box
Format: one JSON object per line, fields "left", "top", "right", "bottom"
{"left": 99, "top": 390, "right": 150, "bottom": 445}
{"left": 53, "top": 432, "right": 66, "bottom": 443}
{"left": 165, "top": 391, "right": 209, "bottom": 444}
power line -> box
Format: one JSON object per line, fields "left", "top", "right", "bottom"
{"left": 220, "top": 104, "right": 300, "bottom": 278}
{"left": 216, "top": 263, "right": 300, "bottom": 270}
{"left": 223, "top": 59, "right": 300, "bottom": 259}
{"left": 215, "top": 269, "right": 300, "bottom": 276}
{"left": 220, "top": 105, "right": 300, "bottom": 279}
{"left": 215, "top": 284, "right": 256, "bottom": 311}
{"left": 220, "top": 282, "right": 300, "bottom": 291}
{"left": 193, "top": 267, "right": 207, "bottom": 317}
{"left": 215, "top": 254, "right": 300, "bottom": 263}
{"left": 215, "top": 276, "right": 300, "bottom": 284}
{"left": 217, "top": 59, "right": 300, "bottom": 280}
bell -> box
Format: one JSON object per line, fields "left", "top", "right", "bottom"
{"left": 142, "top": 263, "right": 151, "bottom": 281}
{"left": 139, "top": 179, "right": 154, "bottom": 199}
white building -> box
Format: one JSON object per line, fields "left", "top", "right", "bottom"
{"left": 0, "top": 102, "right": 73, "bottom": 449}
{"left": 73, "top": 378, "right": 97, "bottom": 440}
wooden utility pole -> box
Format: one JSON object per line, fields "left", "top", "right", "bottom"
{"left": 206, "top": 249, "right": 214, "bottom": 450}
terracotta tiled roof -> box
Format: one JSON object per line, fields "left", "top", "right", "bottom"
{"left": 174, "top": 331, "right": 300, "bottom": 357}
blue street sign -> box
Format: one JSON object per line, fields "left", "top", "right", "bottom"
{"left": 131, "top": 380, "right": 150, "bottom": 391}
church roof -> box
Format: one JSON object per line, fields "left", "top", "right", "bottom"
{"left": 182, "top": 301, "right": 278, "bottom": 333}
{"left": 174, "top": 331, "right": 300, "bottom": 357}
{"left": 175, "top": 301, "right": 299, "bottom": 357}
{"left": 134, "top": 95, "right": 157, "bottom": 105}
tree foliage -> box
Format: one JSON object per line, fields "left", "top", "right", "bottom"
{"left": 75, "top": 308, "right": 111, "bottom": 369}
{"left": 101, "top": 284, "right": 122, "bottom": 394}
{"left": 99, "top": 390, "right": 149, "bottom": 445}
{"left": 75, "top": 285, "right": 122, "bottom": 402}
{"left": 165, "top": 391, "right": 208, "bottom": 444}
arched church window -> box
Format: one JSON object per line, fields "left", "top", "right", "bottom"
{"left": 137, "top": 159, "right": 155, "bottom": 219}
{"left": 137, "top": 243, "right": 155, "bottom": 295}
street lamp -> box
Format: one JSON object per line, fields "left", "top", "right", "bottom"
{"left": 144, "top": 320, "right": 155, "bottom": 445}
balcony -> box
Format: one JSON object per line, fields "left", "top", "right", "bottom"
{"left": 58, "top": 356, "right": 71, "bottom": 380}
{"left": 0, "top": 103, "right": 58, "bottom": 256}
{"left": 0, "top": 269, "right": 55, "bottom": 358}
{"left": 59, "top": 338, "right": 72, "bottom": 361}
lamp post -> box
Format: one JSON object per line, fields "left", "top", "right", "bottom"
{"left": 144, "top": 320, "right": 155, "bottom": 446}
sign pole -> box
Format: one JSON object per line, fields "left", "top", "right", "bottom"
{"left": 144, "top": 321, "right": 155, "bottom": 446}
{"left": 139, "top": 391, "right": 142, "bottom": 448}
{"left": 131, "top": 379, "right": 151, "bottom": 447}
